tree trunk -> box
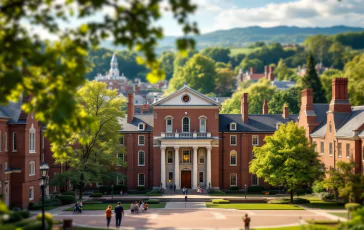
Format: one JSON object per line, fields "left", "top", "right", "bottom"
{"left": 78, "top": 183, "right": 84, "bottom": 200}
{"left": 334, "top": 189, "right": 339, "bottom": 205}
{"left": 290, "top": 190, "right": 294, "bottom": 203}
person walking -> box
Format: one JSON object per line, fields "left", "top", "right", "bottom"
{"left": 114, "top": 202, "right": 124, "bottom": 228}
{"left": 243, "top": 214, "right": 251, "bottom": 230}
{"left": 105, "top": 205, "right": 112, "bottom": 228}
{"left": 173, "top": 184, "right": 176, "bottom": 193}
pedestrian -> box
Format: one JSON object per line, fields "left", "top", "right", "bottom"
{"left": 120, "top": 190, "right": 123, "bottom": 196}
{"left": 182, "top": 187, "right": 186, "bottom": 195}
{"left": 173, "top": 184, "right": 176, "bottom": 193}
{"left": 170, "top": 184, "right": 173, "bottom": 191}
{"left": 243, "top": 214, "right": 251, "bottom": 230}
{"left": 114, "top": 202, "right": 124, "bottom": 228}
{"left": 105, "top": 205, "right": 112, "bottom": 228}
{"left": 186, "top": 188, "right": 188, "bottom": 195}
{"left": 79, "top": 200, "right": 83, "bottom": 213}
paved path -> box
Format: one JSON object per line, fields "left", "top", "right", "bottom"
{"left": 165, "top": 202, "right": 206, "bottom": 209}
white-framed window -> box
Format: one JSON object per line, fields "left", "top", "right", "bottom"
{"left": 4, "top": 162, "right": 8, "bottom": 170}
{"left": 199, "top": 150, "right": 205, "bottom": 164}
{"left": 230, "top": 173, "right": 237, "bottom": 186}
{"left": 252, "top": 152, "right": 255, "bottom": 159}
{"left": 182, "top": 150, "right": 191, "bottom": 164}
{"left": 4, "top": 132, "right": 7, "bottom": 151}
{"left": 29, "top": 186, "right": 34, "bottom": 200}
{"left": 252, "top": 175, "right": 259, "bottom": 186}
{"left": 29, "top": 161, "right": 36, "bottom": 176}
{"left": 166, "top": 117, "right": 173, "bottom": 133}
{"left": 200, "top": 118, "right": 206, "bottom": 133}
{"left": 29, "top": 124, "right": 36, "bottom": 153}
{"left": 320, "top": 141, "right": 324, "bottom": 155}
{"left": 119, "top": 136, "right": 124, "bottom": 145}
{"left": 182, "top": 117, "right": 190, "bottom": 133}
{"left": 117, "top": 153, "right": 124, "bottom": 166}
{"left": 138, "top": 174, "right": 145, "bottom": 186}
{"left": 230, "top": 122, "right": 237, "bottom": 131}
{"left": 138, "top": 135, "right": 145, "bottom": 146}
{"left": 167, "top": 150, "right": 173, "bottom": 164}
{"left": 0, "top": 131, "right": 2, "bottom": 152}
{"left": 346, "top": 143, "right": 350, "bottom": 158}
{"left": 230, "top": 150, "right": 237, "bottom": 166}
{"left": 329, "top": 142, "right": 333, "bottom": 156}
{"left": 314, "top": 141, "right": 317, "bottom": 152}
{"left": 12, "top": 132, "right": 17, "bottom": 152}
{"left": 138, "top": 150, "right": 145, "bottom": 166}
{"left": 252, "top": 135, "right": 259, "bottom": 146}
{"left": 230, "top": 135, "right": 237, "bottom": 146}
{"left": 199, "top": 172, "right": 204, "bottom": 183}
{"left": 138, "top": 123, "right": 145, "bottom": 130}
{"left": 338, "top": 143, "right": 342, "bottom": 158}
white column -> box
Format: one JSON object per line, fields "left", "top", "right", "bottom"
{"left": 206, "top": 146, "right": 212, "bottom": 189}
{"left": 174, "top": 147, "right": 180, "bottom": 189}
{"left": 192, "top": 146, "right": 198, "bottom": 189}
{"left": 160, "top": 146, "right": 166, "bottom": 189}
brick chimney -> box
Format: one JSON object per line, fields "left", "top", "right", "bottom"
{"left": 282, "top": 104, "right": 289, "bottom": 119}
{"left": 298, "top": 88, "right": 320, "bottom": 140}
{"left": 250, "top": 67, "right": 255, "bottom": 75}
{"left": 301, "top": 88, "right": 314, "bottom": 111}
{"left": 127, "top": 93, "right": 134, "bottom": 123}
{"left": 329, "top": 78, "right": 351, "bottom": 113}
{"left": 268, "top": 66, "right": 275, "bottom": 81}
{"left": 262, "top": 99, "right": 268, "bottom": 114}
{"left": 264, "top": 66, "right": 268, "bottom": 77}
{"left": 241, "top": 93, "right": 248, "bottom": 123}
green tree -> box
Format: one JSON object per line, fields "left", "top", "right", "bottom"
{"left": 159, "top": 51, "right": 175, "bottom": 80}
{"left": 344, "top": 54, "right": 364, "bottom": 106}
{"left": 304, "top": 35, "right": 333, "bottom": 65}
{"left": 250, "top": 122, "right": 324, "bottom": 203}
{"left": 274, "top": 59, "right": 296, "bottom": 81}
{"left": 221, "top": 78, "right": 276, "bottom": 114}
{"left": 239, "top": 58, "right": 264, "bottom": 72}
{"left": 215, "top": 68, "right": 235, "bottom": 96}
{"left": 320, "top": 69, "right": 344, "bottom": 102}
{"left": 323, "top": 166, "right": 344, "bottom": 204}
{"left": 328, "top": 42, "right": 346, "bottom": 69}
{"left": 301, "top": 53, "right": 327, "bottom": 103}
{"left": 268, "top": 87, "right": 301, "bottom": 114}
{"left": 0, "top": 0, "right": 198, "bottom": 155}
{"left": 51, "top": 81, "right": 126, "bottom": 199}
{"left": 230, "top": 53, "right": 246, "bottom": 68}
{"left": 201, "top": 47, "right": 231, "bottom": 63}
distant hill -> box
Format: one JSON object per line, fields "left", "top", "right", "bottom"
{"left": 100, "top": 25, "right": 364, "bottom": 51}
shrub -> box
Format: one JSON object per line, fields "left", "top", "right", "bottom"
{"left": 136, "top": 186, "right": 145, "bottom": 191}
{"left": 98, "top": 186, "right": 111, "bottom": 194}
{"left": 230, "top": 186, "right": 239, "bottom": 191}
{"left": 144, "top": 199, "right": 159, "bottom": 204}
{"left": 14, "top": 218, "right": 33, "bottom": 227}
{"left": 61, "top": 191, "right": 75, "bottom": 196}
{"left": 5, "top": 212, "right": 23, "bottom": 223}
{"left": 312, "top": 181, "right": 326, "bottom": 193}
{"left": 36, "top": 213, "right": 53, "bottom": 230}
{"left": 208, "top": 190, "right": 226, "bottom": 195}
{"left": 345, "top": 203, "right": 361, "bottom": 211}
{"left": 268, "top": 198, "right": 310, "bottom": 204}
{"left": 17, "top": 210, "right": 30, "bottom": 219}
{"left": 23, "top": 220, "right": 43, "bottom": 230}
{"left": 295, "top": 188, "right": 306, "bottom": 196}
{"left": 145, "top": 190, "right": 162, "bottom": 196}
{"left": 212, "top": 199, "right": 230, "bottom": 204}
{"left": 50, "top": 198, "right": 62, "bottom": 206}
{"left": 1, "top": 224, "right": 18, "bottom": 230}
{"left": 58, "top": 195, "right": 75, "bottom": 205}
{"left": 319, "top": 192, "right": 334, "bottom": 201}
{"left": 90, "top": 192, "right": 103, "bottom": 197}
{"left": 247, "top": 186, "right": 264, "bottom": 193}
{"left": 114, "top": 185, "right": 128, "bottom": 193}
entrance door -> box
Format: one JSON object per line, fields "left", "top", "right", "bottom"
{"left": 181, "top": 171, "right": 191, "bottom": 188}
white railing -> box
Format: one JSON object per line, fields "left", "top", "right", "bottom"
{"left": 161, "top": 132, "right": 211, "bottom": 138}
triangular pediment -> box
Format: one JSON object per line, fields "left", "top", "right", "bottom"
{"left": 152, "top": 85, "right": 220, "bottom": 106}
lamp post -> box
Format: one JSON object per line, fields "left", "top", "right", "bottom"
{"left": 40, "top": 162, "right": 49, "bottom": 230}
{"left": 111, "top": 185, "right": 114, "bottom": 203}
{"left": 245, "top": 184, "right": 247, "bottom": 199}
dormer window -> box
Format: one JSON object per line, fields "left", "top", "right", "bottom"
{"left": 230, "top": 122, "right": 237, "bottom": 131}
{"left": 138, "top": 123, "right": 145, "bottom": 130}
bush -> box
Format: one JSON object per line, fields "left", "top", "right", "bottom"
{"left": 345, "top": 203, "right": 361, "bottom": 211}
{"left": 144, "top": 199, "right": 159, "bottom": 204}
{"left": 90, "top": 192, "right": 103, "bottom": 197}
{"left": 319, "top": 192, "right": 335, "bottom": 201}
{"left": 5, "top": 212, "right": 23, "bottom": 223}
{"left": 58, "top": 195, "right": 75, "bottom": 205}
{"left": 61, "top": 191, "right": 75, "bottom": 196}
{"left": 1, "top": 224, "right": 18, "bottom": 230}
{"left": 98, "top": 186, "right": 111, "bottom": 194}
{"left": 230, "top": 186, "right": 239, "bottom": 191}
{"left": 114, "top": 185, "right": 128, "bottom": 193}
{"left": 23, "top": 220, "right": 43, "bottom": 230}
{"left": 145, "top": 190, "right": 162, "bottom": 196}
{"left": 50, "top": 198, "right": 62, "bottom": 206}
{"left": 212, "top": 199, "right": 230, "bottom": 204}
{"left": 36, "top": 213, "right": 53, "bottom": 230}
{"left": 208, "top": 190, "right": 226, "bottom": 195}
{"left": 268, "top": 198, "right": 310, "bottom": 204}
{"left": 295, "top": 188, "right": 306, "bottom": 196}
{"left": 14, "top": 218, "right": 33, "bottom": 227}
{"left": 17, "top": 210, "right": 30, "bottom": 219}
{"left": 136, "top": 186, "right": 145, "bottom": 191}
{"left": 312, "top": 181, "right": 326, "bottom": 193}
{"left": 247, "top": 186, "right": 264, "bottom": 193}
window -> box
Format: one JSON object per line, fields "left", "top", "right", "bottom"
{"left": 138, "top": 123, "right": 145, "bottom": 130}
{"left": 346, "top": 144, "right": 350, "bottom": 158}
{"left": 166, "top": 118, "right": 172, "bottom": 133}
{"left": 182, "top": 150, "right": 191, "bottom": 163}
{"left": 167, "top": 150, "right": 173, "bottom": 164}
{"left": 199, "top": 150, "right": 205, "bottom": 164}
{"left": 119, "top": 136, "right": 124, "bottom": 145}
{"left": 117, "top": 153, "right": 124, "bottom": 166}
{"left": 230, "top": 122, "right": 237, "bottom": 131}
{"left": 4, "top": 132, "right": 7, "bottom": 151}
{"left": 182, "top": 117, "right": 190, "bottom": 132}
{"left": 329, "top": 122, "right": 332, "bottom": 134}
{"left": 42, "top": 135, "right": 44, "bottom": 149}
{"left": 138, "top": 174, "right": 145, "bottom": 186}
{"left": 138, "top": 135, "right": 145, "bottom": 146}
{"left": 29, "top": 161, "right": 35, "bottom": 176}
{"left": 138, "top": 151, "right": 145, "bottom": 166}
{"left": 230, "top": 173, "right": 237, "bottom": 186}
{"left": 230, "top": 135, "right": 237, "bottom": 145}
{"left": 29, "top": 187, "right": 34, "bottom": 200}
{"left": 29, "top": 124, "right": 36, "bottom": 153}
{"left": 168, "top": 172, "right": 173, "bottom": 182}
{"left": 200, "top": 118, "right": 206, "bottom": 133}
{"left": 230, "top": 150, "right": 237, "bottom": 166}
{"left": 4, "top": 162, "right": 7, "bottom": 170}
{"left": 252, "top": 152, "right": 255, "bottom": 159}
{"left": 0, "top": 131, "right": 2, "bottom": 152}
{"left": 252, "top": 175, "right": 259, "bottom": 186}
{"left": 199, "top": 172, "right": 204, "bottom": 183}
{"left": 96, "top": 182, "right": 103, "bottom": 187}
{"left": 117, "top": 174, "right": 125, "bottom": 185}
{"left": 338, "top": 143, "right": 342, "bottom": 158}
{"left": 314, "top": 141, "right": 317, "bottom": 152}
{"left": 12, "top": 132, "right": 17, "bottom": 152}
{"left": 320, "top": 142, "right": 324, "bottom": 155}
{"left": 329, "top": 142, "right": 333, "bottom": 156}
{"left": 252, "top": 135, "right": 259, "bottom": 146}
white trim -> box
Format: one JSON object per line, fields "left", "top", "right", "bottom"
{"left": 230, "top": 150, "right": 237, "bottom": 166}
{"left": 29, "top": 186, "right": 34, "bottom": 201}
{"left": 29, "top": 161, "right": 36, "bottom": 176}
{"left": 168, "top": 171, "right": 173, "bottom": 183}
{"left": 346, "top": 143, "right": 350, "bottom": 158}
{"left": 338, "top": 142, "right": 342, "bottom": 158}
{"left": 199, "top": 118, "right": 207, "bottom": 133}
{"left": 119, "top": 136, "right": 124, "bottom": 146}
{"left": 182, "top": 117, "right": 190, "bottom": 133}
{"left": 12, "top": 132, "right": 17, "bottom": 152}
{"left": 166, "top": 117, "right": 173, "bottom": 133}
{"left": 138, "top": 173, "right": 145, "bottom": 186}
{"left": 329, "top": 142, "right": 333, "bottom": 156}
{"left": 138, "top": 150, "right": 145, "bottom": 166}
{"left": 230, "top": 173, "right": 237, "bottom": 186}
{"left": 138, "top": 123, "right": 145, "bottom": 130}
{"left": 117, "top": 152, "right": 124, "bottom": 166}
{"left": 230, "top": 122, "right": 237, "bottom": 131}
{"left": 29, "top": 124, "right": 36, "bottom": 153}
{"left": 230, "top": 135, "right": 237, "bottom": 146}
{"left": 199, "top": 171, "right": 204, "bottom": 183}
{"left": 252, "top": 135, "right": 259, "bottom": 146}
{"left": 320, "top": 141, "right": 324, "bottom": 155}
{"left": 138, "top": 135, "right": 145, "bottom": 146}
{"left": 198, "top": 149, "right": 205, "bottom": 164}
{"left": 167, "top": 150, "right": 173, "bottom": 164}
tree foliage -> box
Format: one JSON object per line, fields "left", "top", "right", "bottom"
{"left": 344, "top": 53, "right": 364, "bottom": 106}
{"left": 159, "top": 51, "right": 175, "bottom": 80}
{"left": 215, "top": 68, "right": 236, "bottom": 96}
{"left": 268, "top": 87, "right": 301, "bottom": 114}
{"left": 320, "top": 69, "right": 344, "bottom": 102}
{"left": 274, "top": 59, "right": 296, "bottom": 81}
{"left": 201, "top": 47, "right": 231, "bottom": 63}
{"left": 249, "top": 122, "right": 324, "bottom": 203}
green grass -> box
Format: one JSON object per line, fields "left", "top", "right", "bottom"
{"left": 328, "top": 212, "right": 347, "bottom": 219}
{"left": 252, "top": 226, "right": 303, "bottom": 230}
{"left": 64, "top": 202, "right": 166, "bottom": 211}
{"left": 31, "top": 205, "right": 59, "bottom": 211}
{"left": 229, "top": 47, "right": 261, "bottom": 55}
{"left": 300, "top": 197, "right": 345, "bottom": 210}
{"left": 252, "top": 225, "right": 335, "bottom": 230}
{"left": 206, "top": 203, "right": 304, "bottom": 210}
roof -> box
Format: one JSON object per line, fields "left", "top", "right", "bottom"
{"left": 310, "top": 104, "right": 330, "bottom": 138}
{"left": 271, "top": 81, "right": 296, "bottom": 90}
{"left": 0, "top": 100, "right": 23, "bottom": 123}
{"left": 248, "top": 74, "right": 265, "bottom": 81}
{"left": 119, "top": 114, "right": 154, "bottom": 132}
{"left": 212, "top": 97, "right": 230, "bottom": 105}
{"left": 358, "top": 130, "right": 364, "bottom": 138}
{"left": 336, "top": 106, "right": 364, "bottom": 138}
{"left": 219, "top": 114, "right": 298, "bottom": 132}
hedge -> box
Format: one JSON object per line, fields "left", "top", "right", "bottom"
{"left": 145, "top": 190, "right": 162, "bottom": 196}
{"left": 247, "top": 186, "right": 264, "bottom": 193}
{"left": 345, "top": 203, "right": 361, "bottom": 211}
{"left": 17, "top": 210, "right": 30, "bottom": 219}
{"left": 319, "top": 192, "right": 335, "bottom": 201}
{"left": 23, "top": 220, "right": 43, "bottom": 230}
{"left": 28, "top": 202, "right": 43, "bottom": 210}
{"left": 268, "top": 198, "right": 310, "bottom": 204}
{"left": 58, "top": 195, "right": 75, "bottom": 205}
{"left": 36, "top": 213, "right": 53, "bottom": 230}
{"left": 90, "top": 192, "right": 103, "bottom": 197}
{"left": 136, "top": 186, "right": 145, "bottom": 191}
{"left": 212, "top": 199, "right": 230, "bottom": 204}
{"left": 6, "top": 212, "right": 23, "bottom": 223}
{"left": 208, "top": 190, "right": 226, "bottom": 195}
{"left": 230, "top": 186, "right": 239, "bottom": 191}
{"left": 61, "top": 191, "right": 75, "bottom": 196}
{"left": 14, "top": 218, "right": 34, "bottom": 227}
{"left": 144, "top": 199, "right": 159, "bottom": 204}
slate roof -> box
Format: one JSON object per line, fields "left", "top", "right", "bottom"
{"left": 0, "top": 100, "right": 23, "bottom": 123}
{"left": 358, "top": 130, "right": 364, "bottom": 139}
{"left": 336, "top": 106, "right": 364, "bottom": 138}
{"left": 119, "top": 114, "right": 154, "bottom": 132}
{"left": 219, "top": 114, "right": 298, "bottom": 132}
{"left": 271, "top": 81, "right": 296, "bottom": 90}
{"left": 310, "top": 104, "right": 329, "bottom": 138}
{"left": 248, "top": 74, "right": 265, "bottom": 81}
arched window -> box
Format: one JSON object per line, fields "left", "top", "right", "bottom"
{"left": 182, "top": 117, "right": 190, "bottom": 132}
{"left": 29, "top": 124, "right": 36, "bottom": 153}
{"left": 230, "top": 150, "right": 237, "bottom": 166}
{"left": 165, "top": 116, "right": 173, "bottom": 133}
{"left": 138, "top": 151, "right": 145, "bottom": 166}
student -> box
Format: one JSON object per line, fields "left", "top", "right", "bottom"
{"left": 114, "top": 202, "right": 124, "bottom": 228}
{"left": 144, "top": 202, "right": 149, "bottom": 211}
{"left": 130, "top": 202, "right": 135, "bottom": 214}
{"left": 243, "top": 214, "right": 251, "bottom": 230}
{"left": 79, "top": 200, "right": 83, "bottom": 213}
{"left": 105, "top": 205, "right": 112, "bottom": 228}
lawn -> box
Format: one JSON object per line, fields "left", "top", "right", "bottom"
{"left": 328, "top": 212, "right": 347, "bottom": 219}
{"left": 229, "top": 47, "right": 261, "bottom": 55}
{"left": 253, "top": 225, "right": 335, "bottom": 230}
{"left": 206, "top": 203, "right": 304, "bottom": 210}
{"left": 300, "top": 197, "right": 345, "bottom": 210}
{"left": 64, "top": 202, "right": 166, "bottom": 211}
{"left": 31, "top": 205, "right": 60, "bottom": 211}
